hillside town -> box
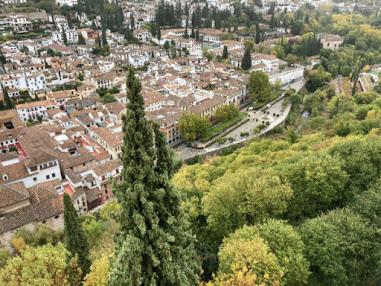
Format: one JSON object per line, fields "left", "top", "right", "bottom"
{"left": 0, "top": 0, "right": 316, "bottom": 245}
{"left": 1, "top": 0, "right": 381, "bottom": 285}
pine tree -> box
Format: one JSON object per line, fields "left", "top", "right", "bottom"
{"left": 195, "top": 29, "right": 200, "bottom": 41}
{"left": 63, "top": 193, "right": 90, "bottom": 279}
{"left": 108, "top": 69, "right": 200, "bottom": 286}
{"left": 241, "top": 46, "right": 252, "bottom": 70}
{"left": 222, "top": 45, "right": 229, "bottom": 59}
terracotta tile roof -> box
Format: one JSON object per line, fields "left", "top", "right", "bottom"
{"left": 0, "top": 161, "right": 28, "bottom": 184}
{"left": 0, "top": 180, "right": 64, "bottom": 234}
{"left": 92, "top": 159, "right": 122, "bottom": 177}
{"left": 0, "top": 183, "right": 29, "bottom": 208}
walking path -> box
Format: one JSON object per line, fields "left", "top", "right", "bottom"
{"left": 175, "top": 79, "right": 306, "bottom": 161}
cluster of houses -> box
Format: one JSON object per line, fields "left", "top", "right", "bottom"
{"left": 0, "top": 0, "right": 329, "bottom": 247}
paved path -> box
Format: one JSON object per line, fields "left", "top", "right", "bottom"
{"left": 175, "top": 79, "right": 306, "bottom": 160}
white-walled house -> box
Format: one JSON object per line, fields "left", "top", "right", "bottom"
{"left": 0, "top": 151, "right": 62, "bottom": 188}
{"left": 16, "top": 100, "right": 57, "bottom": 122}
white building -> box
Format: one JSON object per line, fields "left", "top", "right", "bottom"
{"left": 52, "top": 29, "right": 79, "bottom": 44}
{"left": 16, "top": 100, "right": 57, "bottom": 122}
{"left": 128, "top": 53, "right": 150, "bottom": 68}
{"left": 133, "top": 28, "right": 152, "bottom": 43}
{"left": 0, "top": 72, "right": 47, "bottom": 93}
{"left": 269, "top": 66, "right": 305, "bottom": 85}
{"left": 252, "top": 53, "right": 283, "bottom": 73}
{"left": 0, "top": 151, "right": 62, "bottom": 188}
{"left": 55, "top": 0, "right": 77, "bottom": 6}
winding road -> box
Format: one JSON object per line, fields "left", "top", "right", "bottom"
{"left": 175, "top": 79, "right": 306, "bottom": 161}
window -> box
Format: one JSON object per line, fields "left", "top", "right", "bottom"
{"left": 3, "top": 175, "right": 8, "bottom": 181}
{"left": 54, "top": 215, "right": 60, "bottom": 219}
{"left": 33, "top": 177, "right": 37, "bottom": 181}
{"left": 46, "top": 175, "right": 50, "bottom": 179}
{"left": 52, "top": 173, "right": 56, "bottom": 178}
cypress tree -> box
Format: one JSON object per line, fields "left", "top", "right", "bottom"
{"left": 101, "top": 26, "right": 108, "bottom": 47}
{"left": 130, "top": 13, "right": 135, "bottom": 30}
{"left": 95, "top": 36, "right": 101, "bottom": 47}
{"left": 62, "top": 29, "right": 68, "bottom": 45}
{"left": 222, "top": 45, "right": 229, "bottom": 59}
{"left": 241, "top": 46, "right": 252, "bottom": 70}
{"left": 78, "top": 33, "right": 86, "bottom": 45}
{"left": 184, "top": 26, "right": 189, "bottom": 38}
{"left": 156, "top": 25, "right": 161, "bottom": 41}
{"left": 108, "top": 69, "right": 200, "bottom": 286}
{"left": 255, "top": 23, "right": 261, "bottom": 44}
{"left": 63, "top": 193, "right": 90, "bottom": 278}
{"left": 3, "top": 88, "right": 14, "bottom": 109}
{"left": 0, "top": 51, "right": 6, "bottom": 64}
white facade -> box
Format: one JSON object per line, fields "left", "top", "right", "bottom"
{"left": 2, "top": 159, "right": 62, "bottom": 188}
{"left": 128, "top": 54, "right": 150, "bottom": 68}
{"left": 16, "top": 101, "right": 55, "bottom": 122}
{"left": 0, "top": 72, "right": 46, "bottom": 93}
{"left": 56, "top": 0, "right": 77, "bottom": 6}
{"left": 52, "top": 29, "right": 79, "bottom": 44}
{"left": 269, "top": 66, "right": 304, "bottom": 85}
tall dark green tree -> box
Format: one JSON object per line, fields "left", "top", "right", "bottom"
{"left": 130, "top": 13, "right": 135, "bottom": 30}
{"left": 62, "top": 29, "right": 68, "bottom": 45}
{"left": 156, "top": 24, "right": 161, "bottom": 40}
{"left": 3, "top": 88, "right": 14, "bottom": 110}
{"left": 78, "top": 33, "right": 86, "bottom": 45}
{"left": 241, "top": 46, "right": 252, "bottom": 70}
{"left": 101, "top": 25, "right": 108, "bottom": 46}
{"left": 255, "top": 23, "right": 261, "bottom": 44}
{"left": 63, "top": 193, "right": 90, "bottom": 279}
{"left": 108, "top": 69, "right": 200, "bottom": 285}
{"left": 0, "top": 51, "right": 6, "bottom": 64}
{"left": 222, "top": 45, "right": 229, "bottom": 59}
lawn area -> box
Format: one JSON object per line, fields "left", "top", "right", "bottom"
{"left": 252, "top": 90, "right": 283, "bottom": 110}
{"left": 201, "top": 112, "right": 247, "bottom": 142}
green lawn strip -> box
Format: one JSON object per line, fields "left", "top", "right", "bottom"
{"left": 201, "top": 112, "right": 247, "bottom": 142}
{"left": 252, "top": 90, "right": 283, "bottom": 110}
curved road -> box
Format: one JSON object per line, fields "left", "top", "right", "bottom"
{"left": 176, "top": 79, "right": 306, "bottom": 160}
